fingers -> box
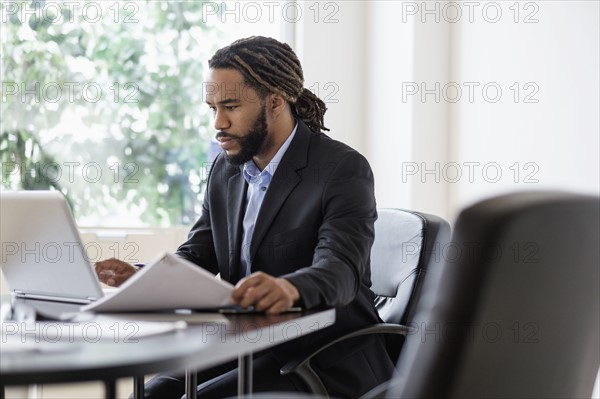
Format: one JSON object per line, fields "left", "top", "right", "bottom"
{"left": 257, "top": 291, "right": 292, "bottom": 314}
{"left": 94, "top": 258, "right": 136, "bottom": 286}
{"left": 109, "top": 272, "right": 132, "bottom": 287}
{"left": 232, "top": 272, "right": 299, "bottom": 314}
{"left": 231, "top": 272, "right": 264, "bottom": 303}
{"left": 97, "top": 269, "right": 116, "bottom": 285}
{"left": 232, "top": 273, "right": 267, "bottom": 302}
{"left": 95, "top": 258, "right": 130, "bottom": 273}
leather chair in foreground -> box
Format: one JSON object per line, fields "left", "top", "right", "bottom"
{"left": 239, "top": 191, "right": 599, "bottom": 399}
{"left": 383, "top": 191, "right": 600, "bottom": 398}
{"left": 280, "top": 209, "right": 451, "bottom": 396}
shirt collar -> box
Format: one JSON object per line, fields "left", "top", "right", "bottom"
{"left": 243, "top": 122, "right": 298, "bottom": 183}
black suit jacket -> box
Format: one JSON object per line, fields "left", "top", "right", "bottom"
{"left": 176, "top": 120, "right": 394, "bottom": 396}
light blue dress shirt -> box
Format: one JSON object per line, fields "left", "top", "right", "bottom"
{"left": 240, "top": 123, "right": 298, "bottom": 277}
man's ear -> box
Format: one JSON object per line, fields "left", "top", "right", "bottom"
{"left": 270, "top": 93, "right": 287, "bottom": 113}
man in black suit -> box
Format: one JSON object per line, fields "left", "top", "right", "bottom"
{"left": 95, "top": 36, "right": 394, "bottom": 398}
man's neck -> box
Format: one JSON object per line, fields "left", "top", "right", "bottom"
{"left": 253, "top": 114, "right": 296, "bottom": 171}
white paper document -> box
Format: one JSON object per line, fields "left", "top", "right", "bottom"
{"left": 1, "top": 316, "right": 187, "bottom": 346}
{"left": 106, "top": 311, "right": 230, "bottom": 325}
{"left": 81, "top": 253, "right": 233, "bottom": 312}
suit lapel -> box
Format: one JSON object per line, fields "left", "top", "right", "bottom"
{"left": 226, "top": 168, "right": 247, "bottom": 282}
{"left": 249, "top": 122, "right": 312, "bottom": 263}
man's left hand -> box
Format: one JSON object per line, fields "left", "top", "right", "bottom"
{"left": 231, "top": 272, "right": 300, "bottom": 314}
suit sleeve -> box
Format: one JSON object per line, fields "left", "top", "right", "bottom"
{"left": 283, "top": 151, "right": 377, "bottom": 309}
{"left": 175, "top": 163, "right": 220, "bottom": 275}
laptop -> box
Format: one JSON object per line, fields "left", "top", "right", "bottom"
{"left": 0, "top": 190, "right": 104, "bottom": 304}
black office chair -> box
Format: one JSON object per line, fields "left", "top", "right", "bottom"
{"left": 279, "top": 208, "right": 451, "bottom": 396}
{"left": 379, "top": 191, "right": 600, "bottom": 398}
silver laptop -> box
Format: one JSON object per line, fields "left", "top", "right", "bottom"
{"left": 1, "top": 191, "right": 104, "bottom": 304}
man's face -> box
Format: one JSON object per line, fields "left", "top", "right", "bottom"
{"left": 205, "top": 68, "right": 270, "bottom": 166}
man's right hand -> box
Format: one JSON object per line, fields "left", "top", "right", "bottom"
{"left": 94, "top": 258, "right": 137, "bottom": 287}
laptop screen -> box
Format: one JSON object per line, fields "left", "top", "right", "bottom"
{"left": 0, "top": 191, "right": 104, "bottom": 303}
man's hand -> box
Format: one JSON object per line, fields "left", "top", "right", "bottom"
{"left": 94, "top": 258, "right": 137, "bottom": 287}
{"left": 231, "top": 271, "right": 300, "bottom": 314}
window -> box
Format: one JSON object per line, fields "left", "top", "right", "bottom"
{"left": 1, "top": 0, "right": 282, "bottom": 227}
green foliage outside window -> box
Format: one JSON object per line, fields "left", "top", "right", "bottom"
{"left": 1, "top": 0, "right": 224, "bottom": 226}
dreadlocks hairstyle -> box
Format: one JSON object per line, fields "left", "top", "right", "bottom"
{"left": 208, "top": 36, "right": 329, "bottom": 132}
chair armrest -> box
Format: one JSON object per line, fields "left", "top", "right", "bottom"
{"left": 280, "top": 323, "right": 412, "bottom": 397}
{"left": 360, "top": 375, "right": 404, "bottom": 399}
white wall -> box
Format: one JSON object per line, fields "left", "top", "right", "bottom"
{"left": 297, "top": 1, "right": 599, "bottom": 223}
{"left": 448, "top": 0, "right": 600, "bottom": 219}
{"left": 364, "top": 2, "right": 417, "bottom": 209}
{"left": 295, "top": 1, "right": 368, "bottom": 152}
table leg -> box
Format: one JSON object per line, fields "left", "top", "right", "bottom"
{"left": 133, "top": 376, "right": 145, "bottom": 399}
{"left": 238, "top": 352, "right": 253, "bottom": 395}
{"left": 0, "top": 385, "right": 4, "bottom": 399}
{"left": 185, "top": 369, "right": 197, "bottom": 399}
{"left": 104, "top": 379, "right": 116, "bottom": 399}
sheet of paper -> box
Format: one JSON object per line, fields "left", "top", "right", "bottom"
{"left": 81, "top": 253, "right": 233, "bottom": 312}
{"left": 105, "top": 311, "right": 230, "bottom": 325}
{"left": 0, "top": 339, "right": 76, "bottom": 353}
{"left": 1, "top": 316, "right": 186, "bottom": 345}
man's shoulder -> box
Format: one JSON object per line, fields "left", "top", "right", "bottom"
{"left": 306, "top": 129, "right": 364, "bottom": 161}
{"left": 300, "top": 130, "right": 373, "bottom": 182}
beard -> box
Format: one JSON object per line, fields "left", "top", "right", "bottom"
{"left": 216, "top": 106, "right": 268, "bottom": 166}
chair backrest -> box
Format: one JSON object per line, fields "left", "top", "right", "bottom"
{"left": 371, "top": 209, "right": 450, "bottom": 326}
{"left": 386, "top": 192, "right": 600, "bottom": 399}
